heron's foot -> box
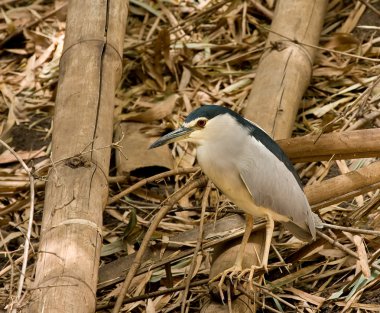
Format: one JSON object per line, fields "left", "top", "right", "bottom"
{"left": 210, "top": 264, "right": 268, "bottom": 302}
{"left": 210, "top": 264, "right": 243, "bottom": 302}
{"left": 237, "top": 264, "right": 267, "bottom": 290}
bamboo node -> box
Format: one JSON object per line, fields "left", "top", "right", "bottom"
{"left": 51, "top": 219, "right": 103, "bottom": 235}
{"left": 65, "top": 156, "right": 92, "bottom": 169}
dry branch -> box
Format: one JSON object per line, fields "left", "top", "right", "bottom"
{"left": 112, "top": 176, "right": 208, "bottom": 313}
{"left": 108, "top": 167, "right": 199, "bottom": 204}
{"left": 0, "top": 139, "right": 35, "bottom": 311}
{"left": 181, "top": 181, "right": 211, "bottom": 312}
{"left": 25, "top": 1, "right": 127, "bottom": 312}
{"left": 278, "top": 129, "right": 380, "bottom": 162}
{"left": 306, "top": 161, "right": 380, "bottom": 210}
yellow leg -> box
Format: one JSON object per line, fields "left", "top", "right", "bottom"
{"left": 262, "top": 214, "right": 274, "bottom": 270}
{"left": 234, "top": 214, "right": 254, "bottom": 268}
{"left": 211, "top": 214, "right": 274, "bottom": 301}
{"left": 211, "top": 214, "right": 254, "bottom": 301}
{"left": 237, "top": 214, "right": 274, "bottom": 289}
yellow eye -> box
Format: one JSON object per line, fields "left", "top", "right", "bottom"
{"left": 196, "top": 119, "right": 207, "bottom": 128}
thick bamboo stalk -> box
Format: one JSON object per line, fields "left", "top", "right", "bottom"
{"left": 278, "top": 129, "right": 380, "bottom": 162}
{"left": 25, "top": 1, "right": 127, "bottom": 312}
{"left": 244, "top": 0, "right": 327, "bottom": 139}
{"left": 306, "top": 161, "right": 380, "bottom": 209}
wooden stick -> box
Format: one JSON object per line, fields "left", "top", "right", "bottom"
{"left": 316, "top": 231, "right": 380, "bottom": 272}
{"left": 0, "top": 140, "right": 35, "bottom": 313}
{"left": 305, "top": 161, "right": 380, "bottom": 209}
{"left": 278, "top": 129, "right": 380, "bottom": 163}
{"left": 244, "top": 1, "right": 327, "bottom": 139}
{"left": 27, "top": 2, "right": 128, "bottom": 313}
{"left": 181, "top": 181, "right": 211, "bottom": 313}
{"left": 108, "top": 167, "right": 198, "bottom": 204}
{"left": 112, "top": 177, "right": 208, "bottom": 313}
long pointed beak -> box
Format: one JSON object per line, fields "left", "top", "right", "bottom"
{"left": 149, "top": 127, "right": 193, "bottom": 149}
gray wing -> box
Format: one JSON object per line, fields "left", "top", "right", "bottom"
{"left": 238, "top": 138, "right": 316, "bottom": 241}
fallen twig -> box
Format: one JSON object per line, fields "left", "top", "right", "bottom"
{"left": 322, "top": 223, "right": 380, "bottom": 237}
{"left": 108, "top": 167, "right": 199, "bottom": 204}
{"left": 97, "top": 278, "right": 209, "bottom": 310}
{"left": 181, "top": 180, "right": 211, "bottom": 312}
{"left": 0, "top": 139, "right": 35, "bottom": 313}
{"left": 112, "top": 176, "right": 208, "bottom": 313}
{"left": 316, "top": 230, "right": 380, "bottom": 272}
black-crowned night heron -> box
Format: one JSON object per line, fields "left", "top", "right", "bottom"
{"left": 150, "top": 105, "right": 320, "bottom": 288}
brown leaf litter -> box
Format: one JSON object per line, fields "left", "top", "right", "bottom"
{"left": 1, "top": 0, "right": 380, "bottom": 312}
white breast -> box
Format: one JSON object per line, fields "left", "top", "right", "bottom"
{"left": 194, "top": 114, "right": 285, "bottom": 220}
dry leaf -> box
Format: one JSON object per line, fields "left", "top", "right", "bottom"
{"left": 146, "top": 299, "right": 156, "bottom": 313}
{"left": 121, "top": 94, "right": 179, "bottom": 123}
{"left": 353, "top": 235, "right": 371, "bottom": 278}
{"left": 115, "top": 122, "right": 173, "bottom": 175}
{"left": 325, "top": 33, "right": 360, "bottom": 51}
{"left": 318, "top": 248, "right": 346, "bottom": 259}
{"left": 0, "top": 149, "right": 46, "bottom": 164}
{"left": 286, "top": 287, "right": 325, "bottom": 306}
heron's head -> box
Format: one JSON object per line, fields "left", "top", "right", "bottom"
{"left": 149, "top": 105, "right": 238, "bottom": 149}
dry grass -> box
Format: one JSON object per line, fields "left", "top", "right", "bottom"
{"left": 1, "top": 0, "right": 380, "bottom": 312}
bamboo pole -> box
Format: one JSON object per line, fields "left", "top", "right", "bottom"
{"left": 25, "top": 1, "right": 127, "bottom": 312}
{"left": 278, "top": 129, "right": 380, "bottom": 162}
{"left": 306, "top": 161, "right": 380, "bottom": 210}
{"left": 203, "top": 0, "right": 327, "bottom": 311}
{"left": 244, "top": 0, "right": 327, "bottom": 140}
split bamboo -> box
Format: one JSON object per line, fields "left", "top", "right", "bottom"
{"left": 25, "top": 1, "right": 127, "bottom": 312}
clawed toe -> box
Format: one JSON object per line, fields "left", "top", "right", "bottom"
{"left": 209, "top": 265, "right": 242, "bottom": 301}
{"left": 211, "top": 264, "right": 268, "bottom": 302}
{"left": 237, "top": 265, "right": 263, "bottom": 290}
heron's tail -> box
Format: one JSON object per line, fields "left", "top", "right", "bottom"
{"left": 283, "top": 221, "right": 313, "bottom": 241}
{"left": 283, "top": 213, "right": 323, "bottom": 242}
